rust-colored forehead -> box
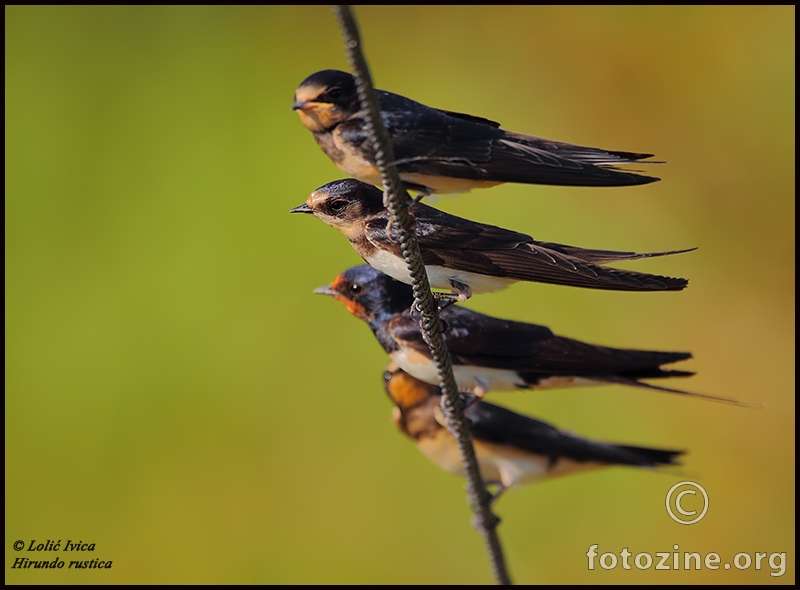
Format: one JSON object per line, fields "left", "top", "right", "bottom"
{"left": 330, "top": 273, "right": 349, "bottom": 293}
{"left": 329, "top": 274, "right": 368, "bottom": 320}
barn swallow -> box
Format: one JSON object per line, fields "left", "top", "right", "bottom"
{"left": 315, "top": 264, "right": 740, "bottom": 404}
{"left": 292, "top": 69, "right": 660, "bottom": 194}
{"left": 291, "top": 179, "right": 692, "bottom": 301}
{"left": 384, "top": 365, "right": 682, "bottom": 500}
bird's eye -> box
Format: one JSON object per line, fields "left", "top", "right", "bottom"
{"left": 326, "top": 87, "right": 342, "bottom": 101}
{"left": 383, "top": 370, "right": 392, "bottom": 382}
{"left": 329, "top": 199, "right": 348, "bottom": 213}
{"left": 350, "top": 283, "right": 363, "bottom": 294}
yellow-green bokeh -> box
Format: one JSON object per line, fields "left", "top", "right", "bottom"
{"left": 6, "top": 6, "right": 794, "bottom": 583}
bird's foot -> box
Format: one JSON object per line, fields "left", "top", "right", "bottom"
{"left": 411, "top": 300, "right": 449, "bottom": 331}
{"left": 462, "top": 392, "right": 481, "bottom": 412}
{"left": 487, "top": 483, "right": 507, "bottom": 508}
{"left": 449, "top": 279, "right": 472, "bottom": 303}
{"left": 433, "top": 291, "right": 459, "bottom": 311}
{"left": 408, "top": 188, "right": 433, "bottom": 211}
{"left": 472, "top": 377, "right": 491, "bottom": 400}
{"left": 410, "top": 299, "right": 423, "bottom": 321}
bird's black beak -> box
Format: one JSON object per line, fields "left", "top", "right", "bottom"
{"left": 291, "top": 100, "right": 307, "bottom": 111}
{"left": 313, "top": 285, "right": 337, "bottom": 297}
{"left": 290, "top": 203, "right": 313, "bottom": 214}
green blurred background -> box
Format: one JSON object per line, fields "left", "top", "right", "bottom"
{"left": 6, "top": 6, "right": 794, "bottom": 584}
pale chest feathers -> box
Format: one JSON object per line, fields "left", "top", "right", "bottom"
{"left": 424, "top": 266, "right": 514, "bottom": 294}
{"left": 389, "top": 348, "right": 602, "bottom": 393}
{"left": 450, "top": 370, "right": 601, "bottom": 393}
{"left": 365, "top": 248, "right": 414, "bottom": 284}
{"left": 390, "top": 348, "right": 439, "bottom": 385}
{"left": 313, "top": 131, "right": 347, "bottom": 166}
{"left": 390, "top": 348, "right": 529, "bottom": 391}
{"left": 399, "top": 173, "right": 502, "bottom": 195}
{"left": 398, "top": 398, "right": 442, "bottom": 440}
{"left": 365, "top": 249, "right": 514, "bottom": 294}
{"left": 329, "top": 128, "right": 383, "bottom": 185}
{"left": 474, "top": 441, "right": 607, "bottom": 486}
{"left": 416, "top": 430, "right": 605, "bottom": 487}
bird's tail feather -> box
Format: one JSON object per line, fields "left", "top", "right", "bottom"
{"left": 535, "top": 243, "right": 697, "bottom": 265}
{"left": 597, "top": 375, "right": 755, "bottom": 406}
{"left": 613, "top": 445, "right": 684, "bottom": 467}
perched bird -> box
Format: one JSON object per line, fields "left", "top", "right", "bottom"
{"left": 384, "top": 364, "right": 683, "bottom": 500}
{"left": 291, "top": 179, "right": 693, "bottom": 302}
{"left": 315, "top": 264, "right": 738, "bottom": 404}
{"left": 292, "top": 69, "right": 660, "bottom": 194}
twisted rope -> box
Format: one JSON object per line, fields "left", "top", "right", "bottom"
{"left": 333, "top": 6, "right": 512, "bottom": 585}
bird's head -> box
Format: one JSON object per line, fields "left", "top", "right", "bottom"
{"left": 292, "top": 70, "right": 359, "bottom": 132}
{"left": 313, "top": 264, "right": 413, "bottom": 323}
{"left": 290, "top": 179, "right": 384, "bottom": 237}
